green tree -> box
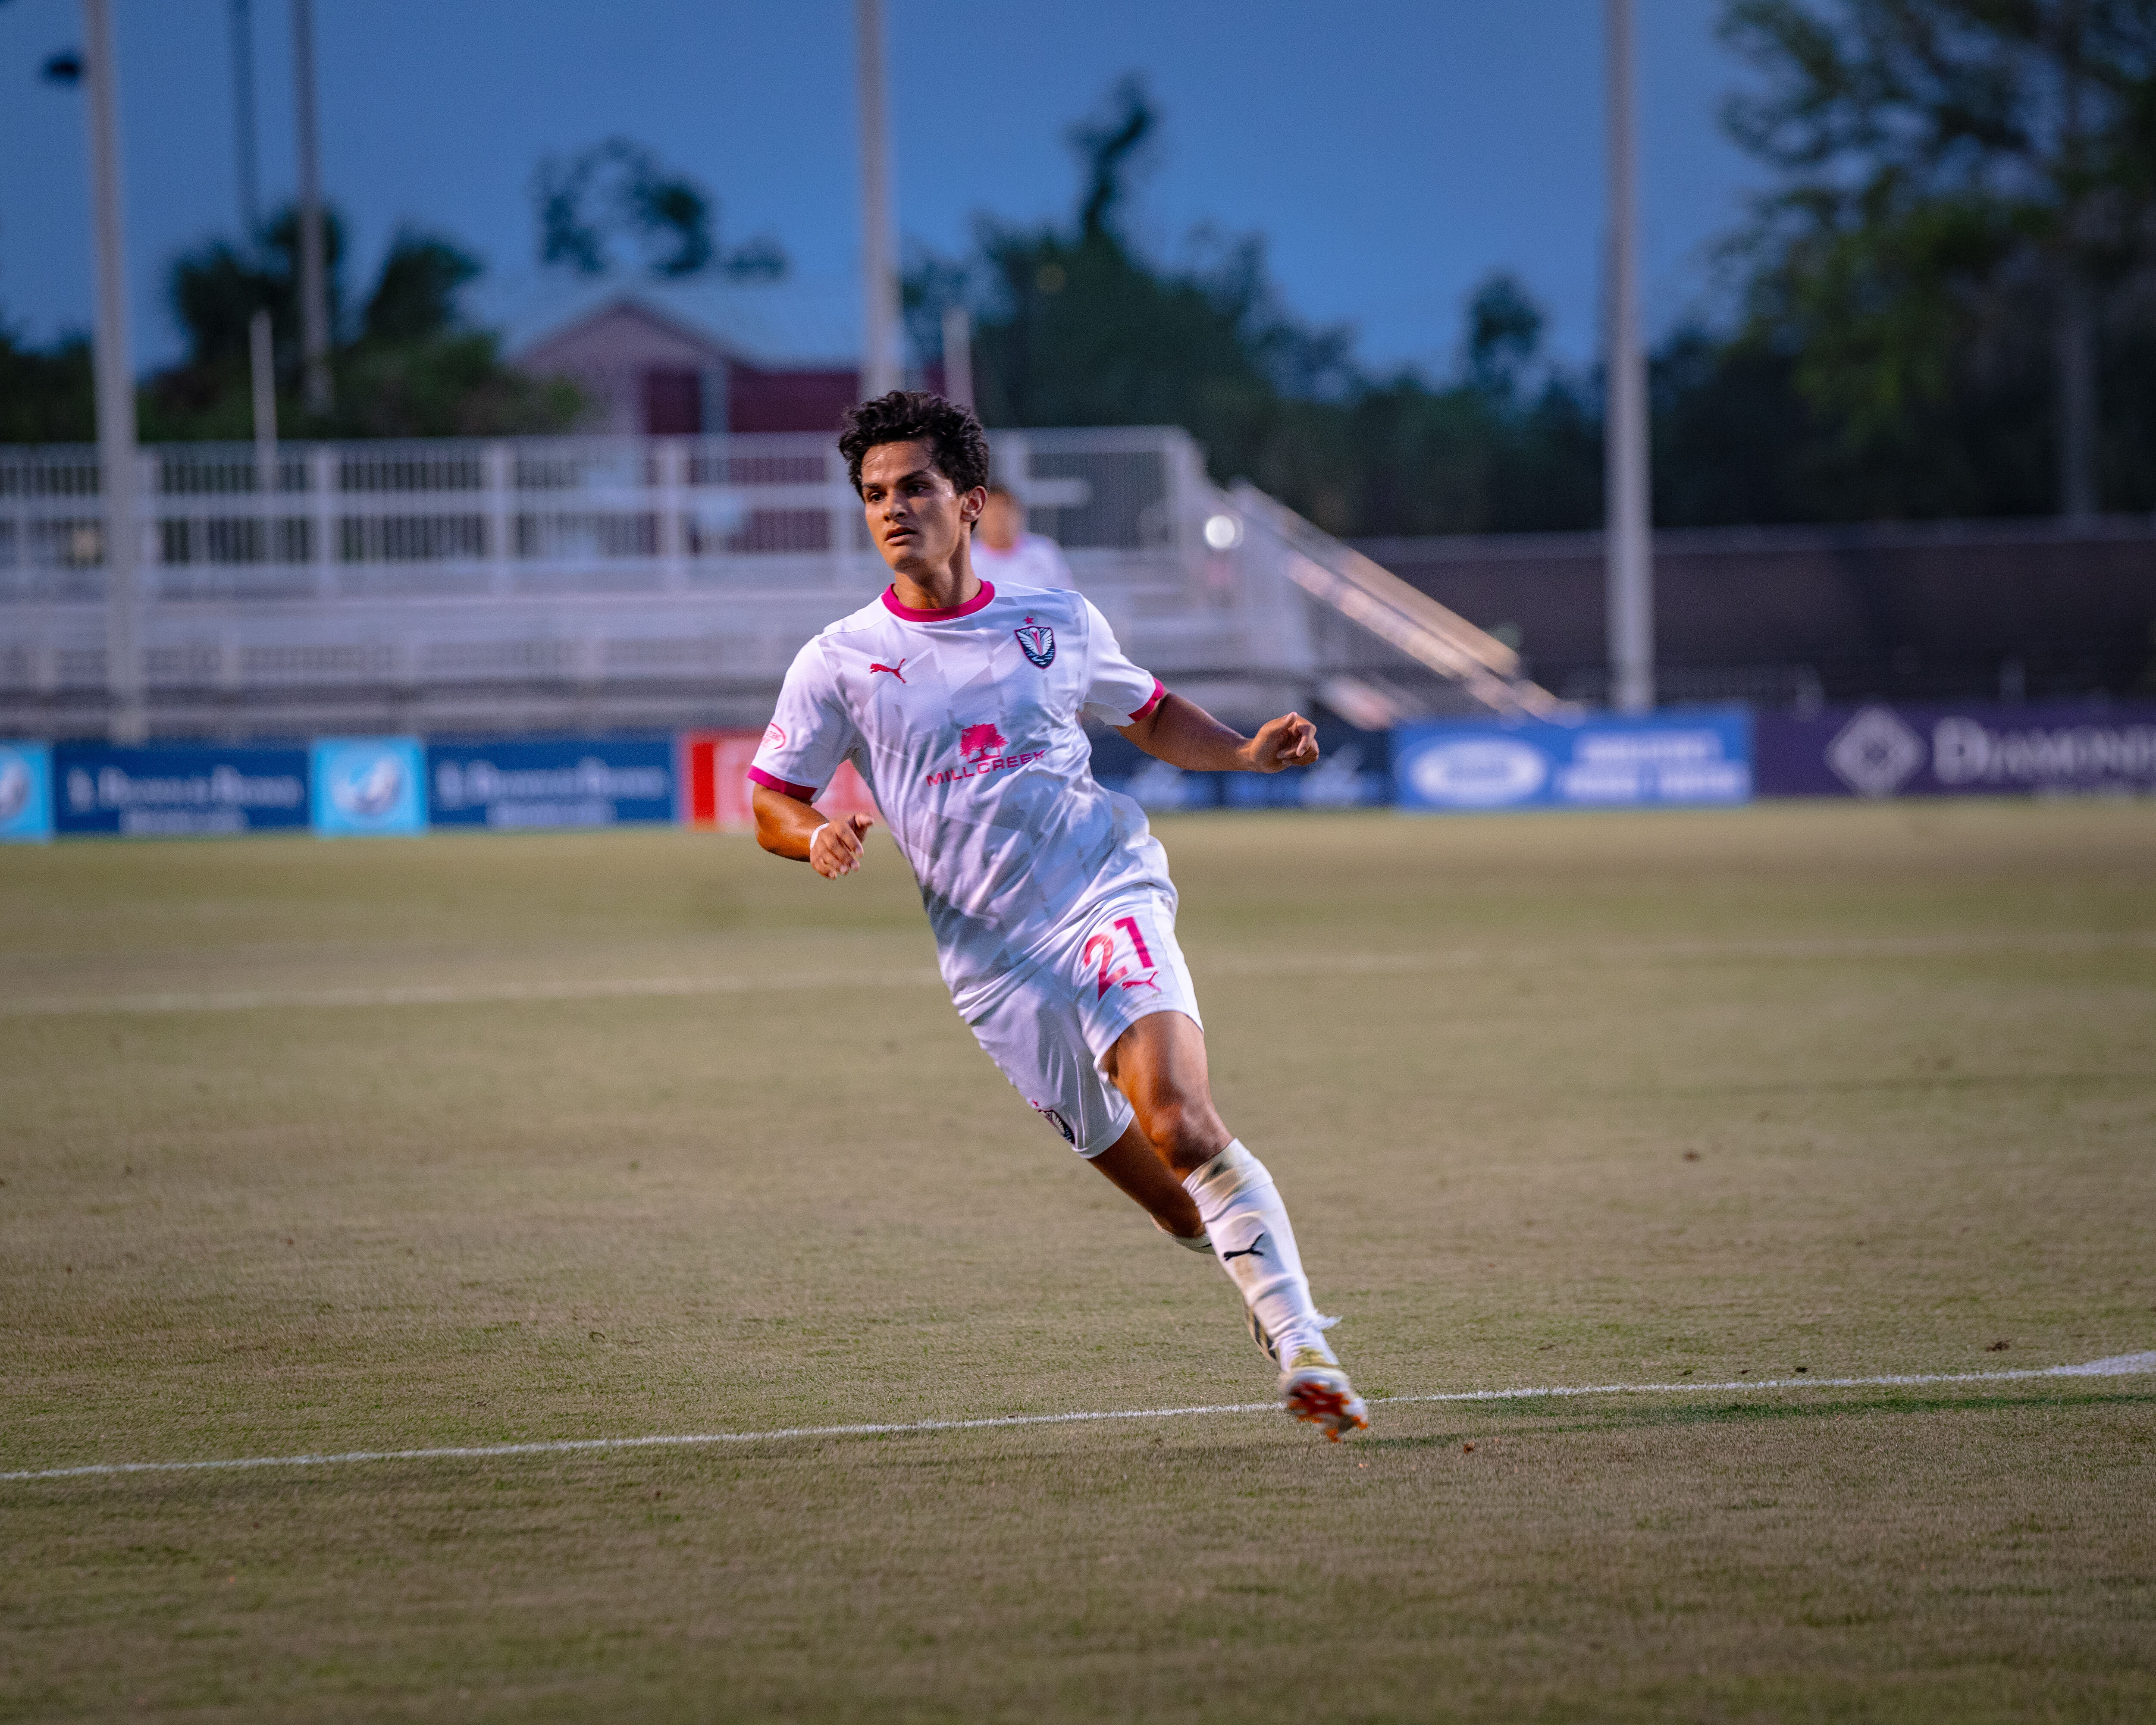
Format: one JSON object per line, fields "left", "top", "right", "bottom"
{"left": 533, "top": 138, "right": 786, "bottom": 281}
{"left": 0, "top": 327, "right": 94, "bottom": 442}
{"left": 142, "top": 207, "right": 580, "bottom": 441}
{"left": 907, "top": 79, "right": 1603, "bottom": 537}
{"left": 1719, "top": 0, "right": 2156, "bottom": 515}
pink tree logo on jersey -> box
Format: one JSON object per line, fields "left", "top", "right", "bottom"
{"left": 925, "top": 722, "right": 1041, "bottom": 786}
{"left": 959, "top": 723, "right": 1008, "bottom": 761}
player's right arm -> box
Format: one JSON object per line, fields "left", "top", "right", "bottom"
{"left": 752, "top": 786, "right": 874, "bottom": 878}
{"left": 748, "top": 636, "right": 871, "bottom": 877}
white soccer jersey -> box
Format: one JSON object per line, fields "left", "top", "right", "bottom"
{"left": 971, "top": 531, "right": 1077, "bottom": 592}
{"left": 749, "top": 580, "right": 1171, "bottom": 1015}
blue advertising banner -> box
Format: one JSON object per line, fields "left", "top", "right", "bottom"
{"left": 1090, "top": 725, "right": 1392, "bottom": 813}
{"left": 427, "top": 738, "right": 675, "bottom": 829}
{"left": 53, "top": 743, "right": 310, "bottom": 837}
{"left": 1757, "top": 701, "right": 2156, "bottom": 798}
{"left": 312, "top": 737, "right": 427, "bottom": 836}
{"left": 1394, "top": 710, "right": 1753, "bottom": 812}
{"left": 0, "top": 740, "right": 53, "bottom": 843}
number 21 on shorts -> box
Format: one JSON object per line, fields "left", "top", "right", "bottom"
{"left": 1082, "top": 913, "right": 1159, "bottom": 1000}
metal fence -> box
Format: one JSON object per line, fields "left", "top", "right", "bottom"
{"left": 0, "top": 427, "right": 1526, "bottom": 737}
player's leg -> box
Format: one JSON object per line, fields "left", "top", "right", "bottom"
{"left": 1085, "top": 1120, "right": 1208, "bottom": 1245}
{"left": 1102, "top": 1009, "right": 1368, "bottom": 1440}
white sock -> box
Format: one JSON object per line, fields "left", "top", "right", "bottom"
{"left": 1183, "top": 1140, "right": 1333, "bottom": 1367}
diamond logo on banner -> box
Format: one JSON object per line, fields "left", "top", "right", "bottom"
{"left": 1826, "top": 706, "right": 1926, "bottom": 797}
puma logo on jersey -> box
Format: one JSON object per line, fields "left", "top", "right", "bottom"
{"left": 1221, "top": 1233, "right": 1268, "bottom": 1263}
{"left": 869, "top": 659, "right": 908, "bottom": 682}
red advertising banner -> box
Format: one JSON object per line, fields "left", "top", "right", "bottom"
{"left": 678, "top": 731, "right": 879, "bottom": 831}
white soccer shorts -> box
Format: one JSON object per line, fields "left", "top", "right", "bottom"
{"left": 965, "top": 889, "right": 1204, "bottom": 1157}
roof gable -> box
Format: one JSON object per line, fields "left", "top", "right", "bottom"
{"left": 515, "top": 298, "right": 737, "bottom": 374}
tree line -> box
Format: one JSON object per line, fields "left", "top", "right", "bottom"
{"left": 6, "top": 0, "right": 2153, "bottom": 535}
{"left": 909, "top": 0, "right": 2156, "bottom": 535}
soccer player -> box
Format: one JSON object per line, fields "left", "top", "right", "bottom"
{"left": 749, "top": 392, "right": 1367, "bottom": 1440}
{"left": 971, "top": 482, "right": 1077, "bottom": 591}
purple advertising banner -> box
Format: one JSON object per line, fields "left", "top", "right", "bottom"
{"left": 1757, "top": 702, "right": 2156, "bottom": 798}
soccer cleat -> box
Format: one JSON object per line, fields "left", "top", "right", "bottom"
{"left": 1279, "top": 1346, "right": 1369, "bottom": 1441}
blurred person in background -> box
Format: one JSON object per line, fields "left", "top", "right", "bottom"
{"left": 972, "top": 483, "right": 1076, "bottom": 590}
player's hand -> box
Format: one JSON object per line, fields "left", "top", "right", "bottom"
{"left": 808, "top": 812, "right": 875, "bottom": 878}
{"left": 1244, "top": 712, "right": 1319, "bottom": 774}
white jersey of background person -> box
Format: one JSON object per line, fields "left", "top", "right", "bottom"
{"left": 971, "top": 531, "right": 1077, "bottom": 593}
{"left": 748, "top": 579, "right": 1167, "bottom": 1015}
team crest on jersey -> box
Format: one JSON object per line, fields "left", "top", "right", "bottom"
{"left": 1014, "top": 617, "right": 1056, "bottom": 668}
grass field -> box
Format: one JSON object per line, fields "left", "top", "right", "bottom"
{"left": 3, "top": 800, "right": 2153, "bottom": 1722}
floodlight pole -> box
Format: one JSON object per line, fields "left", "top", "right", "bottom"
{"left": 230, "top": 0, "right": 260, "bottom": 238}
{"left": 856, "top": 0, "right": 902, "bottom": 398}
{"left": 1604, "top": 0, "right": 1654, "bottom": 714}
{"left": 292, "top": 0, "right": 331, "bottom": 414}
{"left": 251, "top": 308, "right": 279, "bottom": 565}
{"left": 80, "top": 0, "right": 144, "bottom": 744}
{"left": 942, "top": 305, "right": 974, "bottom": 408}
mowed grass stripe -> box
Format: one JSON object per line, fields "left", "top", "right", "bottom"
{"left": 7, "top": 1353, "right": 2150, "bottom": 1484}
{"left": 4, "top": 804, "right": 2152, "bottom": 1722}
{"left": 6, "top": 926, "right": 2149, "bottom": 1017}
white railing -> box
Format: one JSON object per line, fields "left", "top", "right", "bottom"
{"left": 0, "top": 429, "right": 1204, "bottom": 601}
{"left": 0, "top": 427, "right": 1522, "bottom": 734}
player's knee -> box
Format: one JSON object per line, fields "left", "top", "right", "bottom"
{"left": 1138, "top": 1093, "right": 1230, "bottom": 1172}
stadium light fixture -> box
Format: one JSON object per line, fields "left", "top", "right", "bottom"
{"left": 1203, "top": 513, "right": 1244, "bottom": 552}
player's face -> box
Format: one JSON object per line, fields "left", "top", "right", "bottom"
{"left": 978, "top": 492, "right": 1023, "bottom": 551}
{"left": 859, "top": 442, "right": 984, "bottom": 578}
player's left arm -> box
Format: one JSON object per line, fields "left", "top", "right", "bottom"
{"left": 1118, "top": 692, "right": 1318, "bottom": 775}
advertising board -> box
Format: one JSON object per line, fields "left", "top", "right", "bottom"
{"left": 1756, "top": 702, "right": 2156, "bottom": 798}
{"left": 311, "top": 737, "right": 427, "bottom": 836}
{"left": 1089, "top": 725, "right": 1392, "bottom": 813}
{"left": 53, "top": 742, "right": 310, "bottom": 837}
{"left": 426, "top": 738, "right": 677, "bottom": 829}
{"left": 679, "top": 730, "right": 880, "bottom": 831}
{"left": 1393, "top": 710, "right": 1752, "bottom": 812}
{"left": 0, "top": 741, "right": 53, "bottom": 843}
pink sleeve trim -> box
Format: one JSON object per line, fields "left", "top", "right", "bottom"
{"left": 747, "top": 765, "right": 817, "bottom": 802}
{"left": 1128, "top": 678, "right": 1166, "bottom": 722}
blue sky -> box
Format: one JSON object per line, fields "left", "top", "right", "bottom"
{"left": 0, "top": 0, "right": 1768, "bottom": 377}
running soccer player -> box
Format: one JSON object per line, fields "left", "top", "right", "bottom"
{"left": 749, "top": 392, "right": 1367, "bottom": 1440}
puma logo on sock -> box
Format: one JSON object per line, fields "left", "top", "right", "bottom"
{"left": 1222, "top": 1233, "right": 1269, "bottom": 1263}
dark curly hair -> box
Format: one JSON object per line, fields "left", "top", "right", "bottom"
{"left": 837, "top": 391, "right": 990, "bottom": 497}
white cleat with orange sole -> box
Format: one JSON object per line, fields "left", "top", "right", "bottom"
{"left": 1279, "top": 1345, "right": 1369, "bottom": 1442}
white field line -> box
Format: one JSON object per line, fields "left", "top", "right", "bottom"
{"left": 5, "top": 1352, "right": 2150, "bottom": 1485}
{"left": 0, "top": 967, "right": 945, "bottom": 1018}
{"left": 6, "top": 929, "right": 2150, "bottom": 1019}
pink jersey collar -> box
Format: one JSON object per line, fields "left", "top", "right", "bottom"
{"left": 881, "top": 580, "right": 995, "bottom": 622}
